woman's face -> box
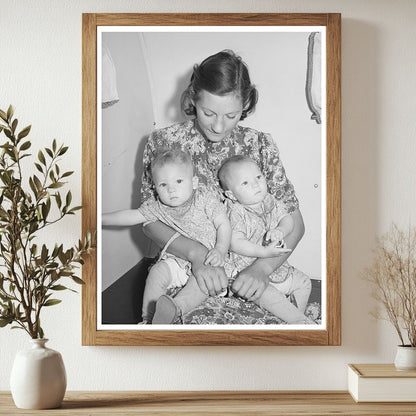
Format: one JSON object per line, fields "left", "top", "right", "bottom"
{"left": 194, "top": 90, "right": 243, "bottom": 143}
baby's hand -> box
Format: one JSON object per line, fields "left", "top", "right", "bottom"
{"left": 261, "top": 244, "right": 292, "bottom": 258}
{"left": 204, "top": 248, "right": 226, "bottom": 267}
{"left": 265, "top": 229, "right": 285, "bottom": 245}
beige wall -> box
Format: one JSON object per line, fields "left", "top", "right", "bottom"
{"left": 1, "top": 0, "right": 416, "bottom": 391}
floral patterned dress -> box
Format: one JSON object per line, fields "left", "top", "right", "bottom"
{"left": 140, "top": 119, "right": 309, "bottom": 325}
{"left": 140, "top": 119, "right": 299, "bottom": 214}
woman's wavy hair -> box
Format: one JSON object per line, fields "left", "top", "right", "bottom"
{"left": 181, "top": 50, "right": 258, "bottom": 121}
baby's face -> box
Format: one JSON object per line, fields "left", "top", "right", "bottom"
{"left": 152, "top": 162, "right": 196, "bottom": 207}
{"left": 226, "top": 161, "right": 267, "bottom": 206}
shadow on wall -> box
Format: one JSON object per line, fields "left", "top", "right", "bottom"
{"left": 129, "top": 133, "right": 152, "bottom": 253}
{"left": 162, "top": 69, "right": 193, "bottom": 126}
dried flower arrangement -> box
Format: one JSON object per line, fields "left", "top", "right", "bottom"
{"left": 0, "top": 105, "right": 94, "bottom": 339}
{"left": 363, "top": 223, "right": 416, "bottom": 347}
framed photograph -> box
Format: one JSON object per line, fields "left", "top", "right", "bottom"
{"left": 82, "top": 13, "right": 341, "bottom": 346}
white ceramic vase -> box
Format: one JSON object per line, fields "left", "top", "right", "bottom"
{"left": 10, "top": 338, "right": 67, "bottom": 409}
{"left": 394, "top": 345, "right": 416, "bottom": 371}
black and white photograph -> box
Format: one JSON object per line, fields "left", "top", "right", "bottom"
{"left": 99, "top": 28, "right": 324, "bottom": 326}
{"left": 81, "top": 13, "right": 341, "bottom": 346}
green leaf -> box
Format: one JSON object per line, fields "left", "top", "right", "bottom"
{"left": 41, "top": 201, "right": 50, "bottom": 220}
{"left": 55, "top": 192, "right": 62, "bottom": 209}
{"left": 4, "top": 128, "right": 12, "bottom": 140}
{"left": 43, "top": 299, "right": 62, "bottom": 307}
{"left": 11, "top": 118, "right": 18, "bottom": 133}
{"left": 29, "top": 177, "right": 38, "bottom": 197}
{"left": 72, "top": 276, "right": 85, "bottom": 285}
{"left": 61, "top": 171, "right": 74, "bottom": 178}
{"left": 48, "top": 182, "right": 64, "bottom": 189}
{"left": 41, "top": 244, "right": 48, "bottom": 262}
{"left": 19, "top": 153, "right": 30, "bottom": 161}
{"left": 0, "top": 317, "right": 13, "bottom": 327}
{"left": 34, "top": 163, "right": 43, "bottom": 173}
{"left": 52, "top": 139, "right": 57, "bottom": 152}
{"left": 58, "top": 250, "right": 67, "bottom": 264}
{"left": 33, "top": 175, "right": 43, "bottom": 192}
{"left": 38, "top": 325, "right": 44, "bottom": 339}
{"left": 50, "top": 285, "right": 68, "bottom": 291}
{"left": 69, "top": 206, "right": 82, "bottom": 213}
{"left": 45, "top": 148, "right": 53, "bottom": 158}
{"left": 17, "top": 125, "right": 31, "bottom": 140}
{"left": 38, "top": 150, "right": 46, "bottom": 165}
{"left": 65, "top": 191, "right": 72, "bottom": 207}
{"left": 58, "top": 146, "right": 68, "bottom": 156}
{"left": 6, "top": 105, "right": 14, "bottom": 122}
{"left": 19, "top": 141, "right": 31, "bottom": 151}
{"left": 0, "top": 109, "right": 7, "bottom": 121}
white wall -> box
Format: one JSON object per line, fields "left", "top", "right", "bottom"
{"left": 101, "top": 32, "right": 154, "bottom": 290}
{"left": 1, "top": 0, "right": 416, "bottom": 391}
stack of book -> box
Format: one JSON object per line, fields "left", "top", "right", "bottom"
{"left": 348, "top": 364, "right": 416, "bottom": 402}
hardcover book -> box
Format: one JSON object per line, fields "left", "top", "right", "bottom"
{"left": 348, "top": 364, "right": 416, "bottom": 402}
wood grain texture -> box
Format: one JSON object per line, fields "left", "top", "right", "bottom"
{"left": 326, "top": 13, "right": 342, "bottom": 346}
{"left": 2, "top": 391, "right": 416, "bottom": 415}
{"left": 82, "top": 13, "right": 98, "bottom": 346}
{"left": 81, "top": 13, "right": 342, "bottom": 346}
{"left": 350, "top": 364, "right": 416, "bottom": 378}
{"left": 95, "top": 13, "right": 330, "bottom": 27}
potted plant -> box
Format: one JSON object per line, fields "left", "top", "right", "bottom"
{"left": 363, "top": 223, "right": 416, "bottom": 370}
{"left": 0, "top": 105, "right": 95, "bottom": 408}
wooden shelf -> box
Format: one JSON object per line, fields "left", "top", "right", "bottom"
{"left": 2, "top": 391, "right": 416, "bottom": 415}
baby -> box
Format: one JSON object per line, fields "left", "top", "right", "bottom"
{"left": 218, "top": 155, "right": 314, "bottom": 324}
{"left": 102, "top": 149, "right": 231, "bottom": 323}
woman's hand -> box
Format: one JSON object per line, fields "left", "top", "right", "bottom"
{"left": 187, "top": 240, "right": 228, "bottom": 296}
{"left": 144, "top": 221, "right": 228, "bottom": 296}
{"left": 231, "top": 262, "right": 270, "bottom": 302}
{"left": 191, "top": 258, "right": 228, "bottom": 297}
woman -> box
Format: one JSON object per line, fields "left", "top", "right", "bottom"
{"left": 141, "top": 50, "right": 305, "bottom": 307}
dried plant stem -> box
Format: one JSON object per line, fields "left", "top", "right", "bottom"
{"left": 363, "top": 223, "right": 416, "bottom": 347}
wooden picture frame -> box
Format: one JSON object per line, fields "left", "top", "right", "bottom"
{"left": 82, "top": 13, "right": 341, "bottom": 346}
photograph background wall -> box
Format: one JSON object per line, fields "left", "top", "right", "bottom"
{"left": 1, "top": 0, "right": 416, "bottom": 391}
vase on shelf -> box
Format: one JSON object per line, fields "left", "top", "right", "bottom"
{"left": 10, "top": 338, "right": 67, "bottom": 409}
{"left": 394, "top": 345, "right": 416, "bottom": 371}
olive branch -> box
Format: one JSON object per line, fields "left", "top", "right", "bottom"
{"left": 0, "top": 105, "right": 95, "bottom": 339}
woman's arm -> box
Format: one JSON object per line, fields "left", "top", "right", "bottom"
{"left": 231, "top": 208, "right": 304, "bottom": 301}
{"left": 143, "top": 221, "right": 228, "bottom": 296}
